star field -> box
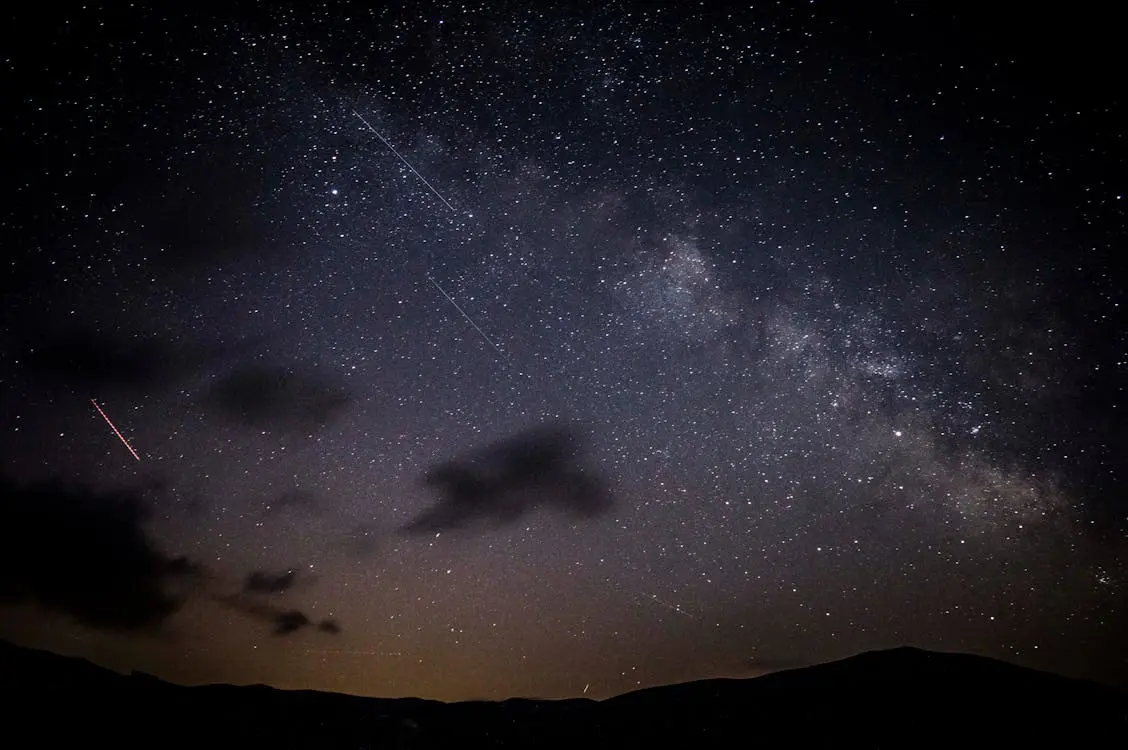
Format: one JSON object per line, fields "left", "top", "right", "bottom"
{"left": 1, "top": 2, "right": 1125, "bottom": 700}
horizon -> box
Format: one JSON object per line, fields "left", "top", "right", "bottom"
{"left": 2, "top": 1, "right": 1124, "bottom": 702}
{"left": 8, "top": 638, "right": 1115, "bottom": 704}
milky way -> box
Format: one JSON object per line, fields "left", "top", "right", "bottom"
{"left": 1, "top": 3, "right": 1124, "bottom": 699}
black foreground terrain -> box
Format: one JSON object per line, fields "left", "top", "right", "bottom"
{"left": 3, "top": 640, "right": 1124, "bottom": 748}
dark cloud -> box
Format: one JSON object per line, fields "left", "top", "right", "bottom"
{"left": 217, "top": 594, "right": 341, "bottom": 637}
{"left": 203, "top": 364, "right": 351, "bottom": 430}
{"left": 272, "top": 610, "right": 311, "bottom": 636}
{"left": 0, "top": 474, "right": 202, "bottom": 630}
{"left": 404, "top": 423, "right": 613, "bottom": 535}
{"left": 261, "top": 489, "right": 321, "bottom": 517}
{"left": 0, "top": 474, "right": 335, "bottom": 637}
{"left": 21, "top": 326, "right": 214, "bottom": 390}
{"left": 244, "top": 569, "right": 298, "bottom": 595}
{"left": 343, "top": 524, "right": 380, "bottom": 556}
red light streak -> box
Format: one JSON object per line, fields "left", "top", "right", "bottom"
{"left": 91, "top": 399, "right": 141, "bottom": 462}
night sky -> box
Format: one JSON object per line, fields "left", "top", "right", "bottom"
{"left": 2, "top": 2, "right": 1125, "bottom": 701}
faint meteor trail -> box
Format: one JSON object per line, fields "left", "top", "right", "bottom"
{"left": 641, "top": 591, "right": 697, "bottom": 621}
{"left": 427, "top": 274, "right": 504, "bottom": 355}
{"left": 352, "top": 110, "right": 459, "bottom": 214}
{"left": 91, "top": 399, "right": 141, "bottom": 461}
{"left": 351, "top": 108, "right": 505, "bottom": 358}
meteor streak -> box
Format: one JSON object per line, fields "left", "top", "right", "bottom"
{"left": 352, "top": 110, "right": 458, "bottom": 214}
{"left": 641, "top": 591, "right": 697, "bottom": 620}
{"left": 91, "top": 399, "right": 141, "bottom": 462}
{"left": 352, "top": 109, "right": 505, "bottom": 357}
{"left": 427, "top": 275, "right": 504, "bottom": 355}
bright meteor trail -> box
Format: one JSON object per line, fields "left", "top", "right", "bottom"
{"left": 427, "top": 274, "right": 504, "bottom": 355}
{"left": 352, "top": 110, "right": 459, "bottom": 214}
{"left": 91, "top": 399, "right": 141, "bottom": 462}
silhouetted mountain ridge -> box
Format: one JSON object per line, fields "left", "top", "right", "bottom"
{"left": 2, "top": 640, "right": 1123, "bottom": 748}
{"left": 611, "top": 645, "right": 1092, "bottom": 704}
